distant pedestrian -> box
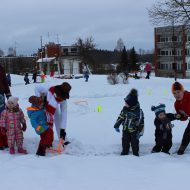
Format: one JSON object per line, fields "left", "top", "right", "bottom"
{"left": 50, "top": 70, "right": 55, "bottom": 78}
{"left": 41, "top": 71, "right": 46, "bottom": 83}
{"left": 145, "top": 62, "right": 151, "bottom": 79}
{"left": 6, "top": 73, "right": 11, "bottom": 87}
{"left": 32, "top": 71, "right": 37, "bottom": 83}
{"left": 84, "top": 71, "right": 89, "bottom": 82}
{"left": 24, "top": 73, "right": 30, "bottom": 85}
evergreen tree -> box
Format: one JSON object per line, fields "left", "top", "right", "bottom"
{"left": 117, "top": 46, "right": 128, "bottom": 73}
{"left": 129, "top": 47, "right": 139, "bottom": 71}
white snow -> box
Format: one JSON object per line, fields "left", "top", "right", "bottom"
{"left": 1, "top": 73, "right": 190, "bottom": 190}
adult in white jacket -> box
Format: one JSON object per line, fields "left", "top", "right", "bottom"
{"left": 35, "top": 82, "right": 71, "bottom": 142}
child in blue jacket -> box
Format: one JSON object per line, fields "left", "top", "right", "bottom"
{"left": 27, "top": 96, "right": 53, "bottom": 156}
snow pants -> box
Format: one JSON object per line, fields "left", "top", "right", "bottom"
{"left": 122, "top": 130, "right": 139, "bottom": 156}
{"left": 179, "top": 121, "right": 190, "bottom": 151}
{"left": 39, "top": 128, "right": 53, "bottom": 147}
{"left": 152, "top": 129, "right": 172, "bottom": 153}
{"left": 0, "top": 130, "right": 8, "bottom": 147}
{"left": 7, "top": 127, "right": 23, "bottom": 148}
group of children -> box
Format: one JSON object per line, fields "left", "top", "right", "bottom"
{"left": 0, "top": 79, "right": 188, "bottom": 157}
{"left": 113, "top": 83, "right": 184, "bottom": 156}
{"left": 0, "top": 82, "right": 72, "bottom": 156}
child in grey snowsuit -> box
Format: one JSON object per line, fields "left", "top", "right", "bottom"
{"left": 114, "top": 89, "right": 144, "bottom": 156}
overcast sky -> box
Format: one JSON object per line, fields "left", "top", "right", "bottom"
{"left": 0, "top": 0, "right": 157, "bottom": 55}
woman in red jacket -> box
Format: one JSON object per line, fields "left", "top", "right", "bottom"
{"left": 172, "top": 82, "right": 190, "bottom": 155}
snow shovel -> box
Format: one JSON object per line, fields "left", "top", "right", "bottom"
{"left": 47, "top": 138, "right": 64, "bottom": 154}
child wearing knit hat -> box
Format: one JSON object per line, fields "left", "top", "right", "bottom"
{"left": 113, "top": 89, "right": 144, "bottom": 156}
{"left": 27, "top": 96, "right": 53, "bottom": 156}
{"left": 0, "top": 97, "right": 27, "bottom": 154}
{"left": 151, "top": 104, "right": 180, "bottom": 154}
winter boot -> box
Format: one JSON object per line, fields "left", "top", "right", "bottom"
{"left": 36, "top": 145, "right": 46, "bottom": 156}
{"left": 120, "top": 151, "right": 129, "bottom": 156}
{"left": 151, "top": 145, "right": 162, "bottom": 153}
{"left": 64, "top": 141, "right": 70, "bottom": 146}
{"left": 10, "top": 147, "right": 15, "bottom": 154}
{"left": 177, "top": 146, "right": 186, "bottom": 155}
{"left": 4, "top": 145, "right": 9, "bottom": 149}
{"left": 18, "top": 147, "right": 27, "bottom": 154}
{"left": 133, "top": 152, "right": 139, "bottom": 157}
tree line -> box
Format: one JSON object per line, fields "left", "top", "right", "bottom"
{"left": 75, "top": 37, "right": 153, "bottom": 74}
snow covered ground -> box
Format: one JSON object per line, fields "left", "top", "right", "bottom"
{"left": 1, "top": 73, "right": 190, "bottom": 190}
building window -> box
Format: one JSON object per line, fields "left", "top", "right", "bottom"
{"left": 161, "top": 64, "right": 165, "bottom": 70}
{"left": 63, "top": 48, "right": 68, "bottom": 53}
{"left": 71, "top": 48, "right": 77, "bottom": 52}
{"left": 188, "top": 64, "right": 190, "bottom": 70}
{"left": 161, "top": 51, "right": 165, "bottom": 55}
{"left": 177, "top": 63, "right": 181, "bottom": 70}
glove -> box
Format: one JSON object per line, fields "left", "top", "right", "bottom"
{"left": 0, "top": 127, "right": 6, "bottom": 135}
{"left": 36, "top": 125, "right": 45, "bottom": 134}
{"left": 175, "top": 114, "right": 182, "bottom": 120}
{"left": 136, "top": 132, "right": 143, "bottom": 140}
{"left": 60, "top": 129, "right": 66, "bottom": 140}
{"left": 114, "top": 128, "right": 120, "bottom": 133}
{"left": 22, "top": 123, "right": 27, "bottom": 131}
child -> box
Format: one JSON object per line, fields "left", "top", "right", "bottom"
{"left": 151, "top": 104, "right": 180, "bottom": 154}
{"left": 113, "top": 89, "right": 144, "bottom": 156}
{"left": 27, "top": 96, "right": 53, "bottom": 156}
{"left": 0, "top": 97, "right": 27, "bottom": 154}
{"left": 24, "top": 73, "right": 30, "bottom": 85}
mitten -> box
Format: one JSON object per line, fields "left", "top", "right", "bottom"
{"left": 60, "top": 129, "right": 66, "bottom": 140}
{"left": 22, "top": 123, "right": 27, "bottom": 131}
{"left": 136, "top": 132, "right": 143, "bottom": 140}
{"left": 114, "top": 128, "right": 120, "bottom": 133}
{"left": 36, "top": 126, "right": 45, "bottom": 134}
{"left": 0, "top": 127, "right": 6, "bottom": 135}
{"left": 175, "top": 114, "right": 182, "bottom": 120}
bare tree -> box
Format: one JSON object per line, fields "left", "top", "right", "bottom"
{"left": 75, "top": 36, "right": 96, "bottom": 71}
{"left": 115, "top": 38, "right": 125, "bottom": 52}
{"left": 148, "top": 0, "right": 190, "bottom": 25}
{"left": 0, "top": 49, "right": 4, "bottom": 57}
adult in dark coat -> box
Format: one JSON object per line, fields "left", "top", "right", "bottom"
{"left": 0, "top": 65, "right": 11, "bottom": 101}
{"left": 32, "top": 71, "right": 37, "bottom": 83}
{"left": 6, "top": 73, "right": 11, "bottom": 87}
{"left": 0, "top": 65, "right": 11, "bottom": 150}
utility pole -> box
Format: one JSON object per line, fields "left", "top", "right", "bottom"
{"left": 40, "top": 36, "right": 43, "bottom": 73}
{"left": 40, "top": 36, "right": 43, "bottom": 60}
{"left": 56, "top": 34, "right": 59, "bottom": 44}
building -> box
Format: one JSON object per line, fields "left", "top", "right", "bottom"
{"left": 154, "top": 25, "right": 190, "bottom": 78}
{"left": 37, "top": 43, "right": 82, "bottom": 75}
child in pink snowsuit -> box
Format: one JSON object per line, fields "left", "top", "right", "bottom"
{"left": 0, "top": 97, "right": 27, "bottom": 154}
